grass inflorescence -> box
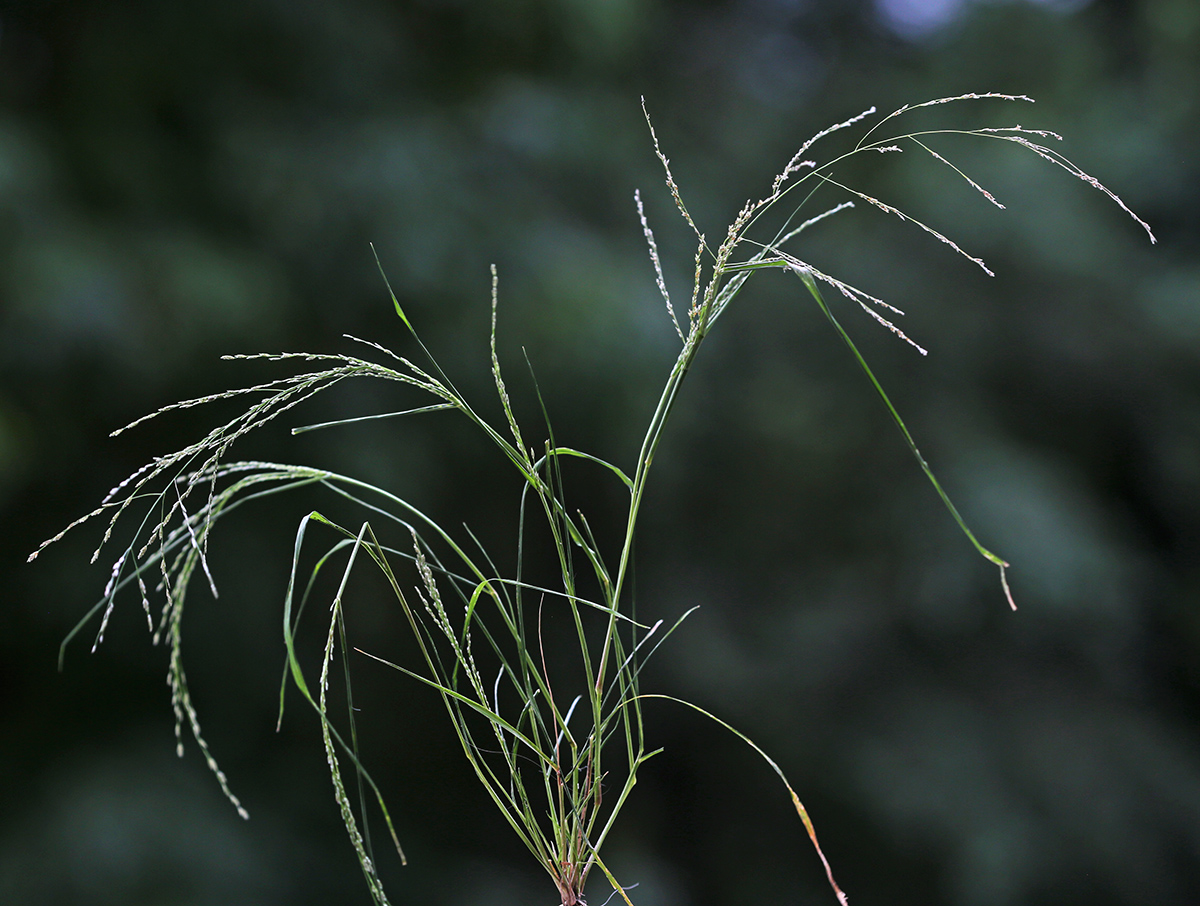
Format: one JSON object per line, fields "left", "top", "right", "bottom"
{"left": 33, "top": 94, "right": 1152, "bottom": 906}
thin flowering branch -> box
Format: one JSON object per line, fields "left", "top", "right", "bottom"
{"left": 856, "top": 92, "right": 1034, "bottom": 150}
{"left": 689, "top": 234, "right": 705, "bottom": 323}
{"left": 909, "top": 137, "right": 1006, "bottom": 209}
{"left": 93, "top": 548, "right": 130, "bottom": 650}
{"left": 762, "top": 105, "right": 878, "bottom": 206}
{"left": 642, "top": 96, "right": 703, "bottom": 245}
{"left": 976, "top": 125, "right": 1064, "bottom": 140}
{"left": 774, "top": 252, "right": 928, "bottom": 355}
{"left": 816, "top": 173, "right": 996, "bottom": 276}
{"left": 30, "top": 353, "right": 441, "bottom": 572}
{"left": 176, "top": 480, "right": 219, "bottom": 600}
{"left": 773, "top": 201, "right": 856, "bottom": 248}
{"left": 342, "top": 334, "right": 406, "bottom": 363}
{"left": 635, "top": 189, "right": 683, "bottom": 341}
{"left": 854, "top": 299, "right": 928, "bottom": 355}
{"left": 986, "top": 132, "right": 1157, "bottom": 243}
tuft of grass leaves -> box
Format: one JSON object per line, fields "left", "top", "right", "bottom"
{"left": 32, "top": 94, "right": 1152, "bottom": 906}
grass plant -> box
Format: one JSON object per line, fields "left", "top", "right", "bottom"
{"left": 32, "top": 94, "right": 1153, "bottom": 906}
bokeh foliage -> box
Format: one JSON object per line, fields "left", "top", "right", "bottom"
{"left": 2, "top": 1, "right": 1198, "bottom": 905}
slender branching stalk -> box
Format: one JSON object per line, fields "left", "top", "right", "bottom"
{"left": 32, "top": 94, "right": 1152, "bottom": 906}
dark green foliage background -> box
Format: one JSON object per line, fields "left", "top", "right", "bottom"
{"left": 2, "top": 1, "right": 1197, "bottom": 904}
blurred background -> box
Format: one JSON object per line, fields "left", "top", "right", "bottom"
{"left": 2, "top": 1, "right": 1197, "bottom": 904}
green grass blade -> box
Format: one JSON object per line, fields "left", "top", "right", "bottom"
{"left": 319, "top": 523, "right": 390, "bottom": 899}
{"left": 354, "top": 648, "right": 552, "bottom": 768}
{"left": 276, "top": 536, "right": 358, "bottom": 729}
{"left": 371, "top": 243, "right": 413, "bottom": 331}
{"left": 278, "top": 514, "right": 408, "bottom": 896}
{"left": 291, "top": 403, "right": 456, "bottom": 435}
{"left": 793, "top": 266, "right": 1016, "bottom": 609}
{"left": 637, "top": 694, "right": 848, "bottom": 906}
{"left": 546, "top": 447, "right": 634, "bottom": 491}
